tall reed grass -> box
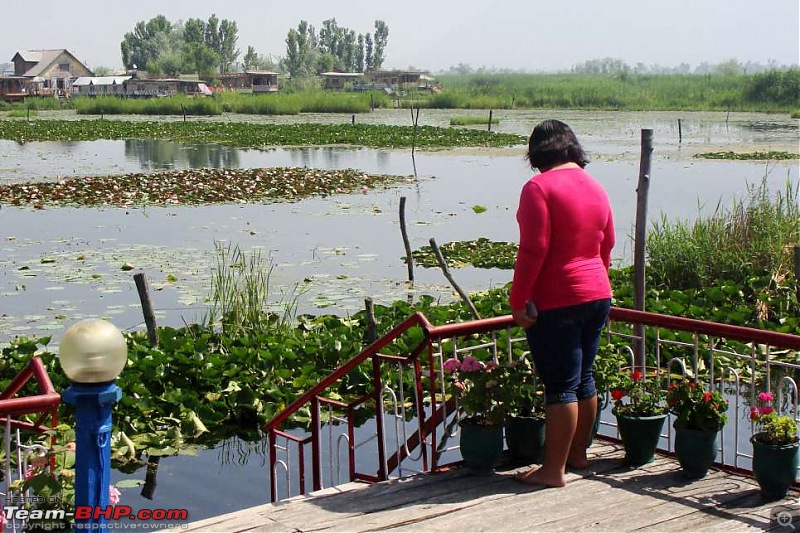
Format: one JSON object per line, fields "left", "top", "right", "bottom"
{"left": 416, "top": 72, "right": 800, "bottom": 112}
{"left": 74, "top": 96, "right": 220, "bottom": 115}
{"left": 647, "top": 178, "right": 800, "bottom": 290}
{"left": 205, "top": 242, "right": 300, "bottom": 336}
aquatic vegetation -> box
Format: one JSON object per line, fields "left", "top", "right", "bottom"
{"left": 0, "top": 119, "right": 525, "bottom": 149}
{"left": 410, "top": 238, "right": 517, "bottom": 269}
{"left": 450, "top": 116, "right": 499, "bottom": 126}
{"left": 0, "top": 167, "right": 413, "bottom": 207}
{"left": 694, "top": 151, "right": 799, "bottom": 160}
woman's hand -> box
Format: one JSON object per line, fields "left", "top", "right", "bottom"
{"left": 512, "top": 307, "right": 536, "bottom": 329}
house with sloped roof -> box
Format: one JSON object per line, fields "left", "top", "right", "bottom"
{"left": 10, "top": 49, "right": 93, "bottom": 96}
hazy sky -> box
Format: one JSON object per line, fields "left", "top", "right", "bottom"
{"left": 2, "top": 0, "right": 798, "bottom": 72}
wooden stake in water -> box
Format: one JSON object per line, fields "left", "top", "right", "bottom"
{"left": 488, "top": 110, "right": 493, "bottom": 132}
{"left": 633, "top": 129, "right": 653, "bottom": 370}
{"left": 364, "top": 297, "right": 377, "bottom": 344}
{"left": 677, "top": 119, "right": 682, "bottom": 143}
{"left": 134, "top": 272, "right": 159, "bottom": 347}
{"left": 400, "top": 197, "right": 414, "bottom": 282}
{"left": 429, "top": 237, "right": 480, "bottom": 320}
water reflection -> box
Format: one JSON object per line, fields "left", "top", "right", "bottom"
{"left": 124, "top": 139, "right": 241, "bottom": 170}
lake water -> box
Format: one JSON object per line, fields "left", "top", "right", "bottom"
{"left": 0, "top": 109, "right": 797, "bottom": 523}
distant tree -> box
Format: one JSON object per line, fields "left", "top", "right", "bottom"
{"left": 371, "top": 20, "right": 389, "bottom": 71}
{"left": 364, "top": 33, "right": 373, "bottom": 71}
{"left": 316, "top": 53, "right": 335, "bottom": 74}
{"left": 243, "top": 46, "right": 260, "bottom": 70}
{"left": 120, "top": 15, "right": 173, "bottom": 70}
{"left": 92, "top": 66, "right": 112, "bottom": 76}
{"left": 356, "top": 35, "right": 365, "bottom": 72}
{"left": 713, "top": 59, "right": 743, "bottom": 76}
{"left": 216, "top": 18, "right": 240, "bottom": 72}
{"left": 283, "top": 20, "right": 317, "bottom": 78}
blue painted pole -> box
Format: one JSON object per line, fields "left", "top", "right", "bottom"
{"left": 62, "top": 382, "right": 121, "bottom": 530}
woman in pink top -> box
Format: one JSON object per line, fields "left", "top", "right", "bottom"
{"left": 510, "top": 120, "right": 615, "bottom": 487}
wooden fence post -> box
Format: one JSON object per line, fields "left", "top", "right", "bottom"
{"left": 633, "top": 129, "right": 653, "bottom": 371}
{"left": 399, "top": 197, "right": 414, "bottom": 282}
{"left": 133, "top": 272, "right": 159, "bottom": 347}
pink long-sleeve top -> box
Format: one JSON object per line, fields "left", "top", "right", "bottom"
{"left": 509, "top": 166, "right": 615, "bottom": 312}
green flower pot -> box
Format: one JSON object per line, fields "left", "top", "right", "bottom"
{"left": 674, "top": 424, "right": 720, "bottom": 479}
{"left": 588, "top": 410, "right": 602, "bottom": 447}
{"left": 616, "top": 413, "right": 667, "bottom": 466}
{"left": 459, "top": 419, "right": 504, "bottom": 475}
{"left": 505, "top": 415, "right": 545, "bottom": 465}
{"left": 751, "top": 433, "right": 800, "bottom": 500}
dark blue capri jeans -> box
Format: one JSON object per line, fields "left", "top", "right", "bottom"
{"left": 525, "top": 298, "right": 611, "bottom": 405}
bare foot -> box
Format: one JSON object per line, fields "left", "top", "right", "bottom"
{"left": 514, "top": 466, "right": 566, "bottom": 487}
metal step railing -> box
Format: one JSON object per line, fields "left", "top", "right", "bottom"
{"left": 0, "top": 357, "right": 61, "bottom": 519}
{"left": 263, "top": 308, "right": 800, "bottom": 502}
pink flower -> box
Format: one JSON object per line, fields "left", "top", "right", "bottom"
{"left": 460, "top": 356, "right": 485, "bottom": 373}
{"left": 758, "top": 391, "right": 774, "bottom": 403}
{"left": 23, "top": 466, "right": 36, "bottom": 481}
{"left": 453, "top": 380, "right": 465, "bottom": 391}
{"left": 442, "top": 357, "right": 460, "bottom": 373}
{"left": 759, "top": 406, "right": 774, "bottom": 416}
{"left": 109, "top": 485, "right": 121, "bottom": 506}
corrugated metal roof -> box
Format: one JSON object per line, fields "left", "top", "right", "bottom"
{"left": 72, "top": 76, "right": 131, "bottom": 87}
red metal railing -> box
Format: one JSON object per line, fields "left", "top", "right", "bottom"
{"left": 0, "top": 357, "right": 62, "bottom": 510}
{"left": 263, "top": 308, "right": 800, "bottom": 502}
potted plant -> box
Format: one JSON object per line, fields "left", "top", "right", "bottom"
{"left": 666, "top": 377, "right": 728, "bottom": 478}
{"left": 611, "top": 368, "right": 669, "bottom": 466}
{"left": 498, "top": 357, "right": 546, "bottom": 464}
{"left": 442, "top": 355, "right": 506, "bottom": 475}
{"left": 591, "top": 343, "right": 629, "bottom": 446}
{"left": 749, "top": 390, "right": 799, "bottom": 500}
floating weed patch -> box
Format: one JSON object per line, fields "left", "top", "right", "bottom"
{"left": 0, "top": 167, "right": 413, "bottom": 208}
{"left": 0, "top": 120, "right": 525, "bottom": 149}
{"left": 410, "top": 238, "right": 518, "bottom": 269}
{"left": 694, "top": 150, "right": 799, "bottom": 160}
{"left": 450, "top": 116, "right": 500, "bottom": 126}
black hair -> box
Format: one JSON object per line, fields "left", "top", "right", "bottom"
{"left": 526, "top": 119, "right": 589, "bottom": 171}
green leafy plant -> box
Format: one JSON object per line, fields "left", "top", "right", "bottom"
{"left": 498, "top": 356, "right": 544, "bottom": 419}
{"left": 750, "top": 391, "right": 799, "bottom": 446}
{"left": 667, "top": 378, "right": 728, "bottom": 431}
{"left": 611, "top": 369, "right": 668, "bottom": 417}
{"left": 442, "top": 355, "right": 505, "bottom": 426}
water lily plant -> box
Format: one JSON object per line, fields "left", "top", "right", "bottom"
{"left": 750, "top": 390, "right": 799, "bottom": 446}
{"left": 442, "top": 355, "right": 505, "bottom": 426}
{"left": 667, "top": 377, "right": 728, "bottom": 431}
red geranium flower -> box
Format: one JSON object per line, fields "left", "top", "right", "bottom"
{"left": 611, "top": 389, "right": 624, "bottom": 401}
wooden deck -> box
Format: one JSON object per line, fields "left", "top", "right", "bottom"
{"left": 185, "top": 442, "right": 798, "bottom": 532}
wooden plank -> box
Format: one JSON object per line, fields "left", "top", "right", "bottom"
{"left": 384, "top": 458, "right": 681, "bottom": 532}
{"left": 264, "top": 442, "right": 623, "bottom": 527}
{"left": 648, "top": 488, "right": 800, "bottom": 532}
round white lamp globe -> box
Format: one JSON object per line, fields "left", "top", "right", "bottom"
{"left": 58, "top": 319, "right": 128, "bottom": 383}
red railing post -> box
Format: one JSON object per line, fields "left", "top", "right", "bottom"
{"left": 372, "top": 355, "right": 388, "bottom": 480}
{"left": 311, "top": 396, "right": 322, "bottom": 492}
{"left": 268, "top": 430, "right": 277, "bottom": 502}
